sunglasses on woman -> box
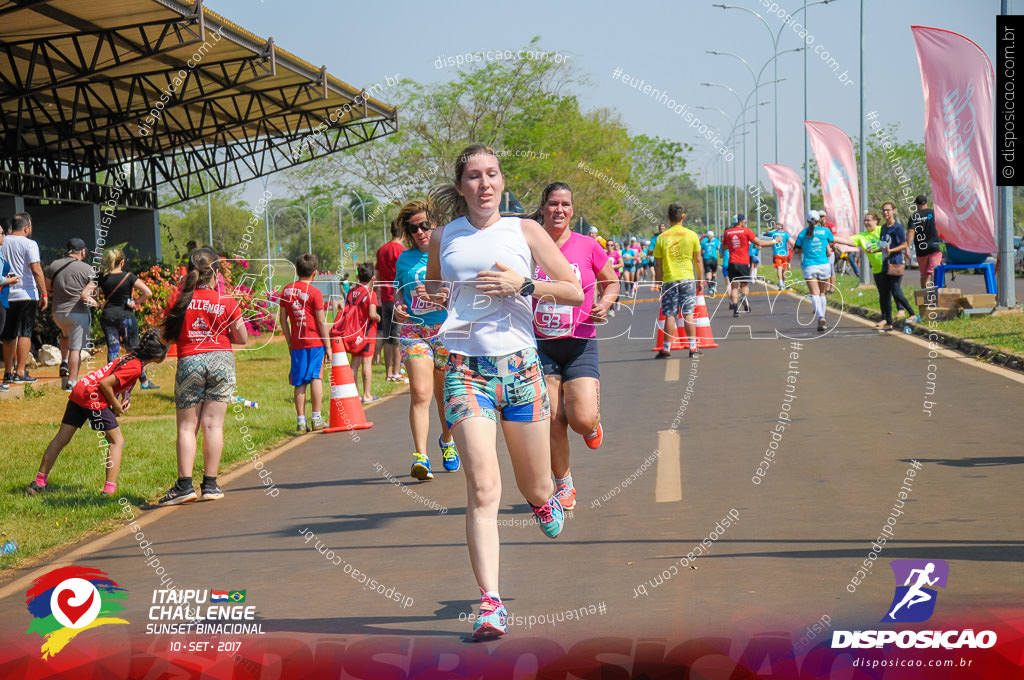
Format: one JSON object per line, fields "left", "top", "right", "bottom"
{"left": 407, "top": 221, "right": 433, "bottom": 233}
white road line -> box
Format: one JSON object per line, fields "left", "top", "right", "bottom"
{"left": 664, "top": 359, "right": 680, "bottom": 382}
{"left": 655, "top": 429, "right": 682, "bottom": 503}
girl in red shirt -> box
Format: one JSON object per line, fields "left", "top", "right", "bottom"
{"left": 159, "top": 247, "right": 247, "bottom": 505}
{"left": 26, "top": 329, "right": 168, "bottom": 496}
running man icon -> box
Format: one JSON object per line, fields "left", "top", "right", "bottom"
{"left": 882, "top": 559, "right": 949, "bottom": 623}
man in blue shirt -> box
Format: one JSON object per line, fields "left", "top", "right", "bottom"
{"left": 699, "top": 230, "right": 720, "bottom": 294}
{"left": 763, "top": 224, "right": 792, "bottom": 289}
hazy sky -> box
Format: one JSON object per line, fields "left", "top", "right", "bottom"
{"left": 205, "top": 0, "right": 1003, "bottom": 198}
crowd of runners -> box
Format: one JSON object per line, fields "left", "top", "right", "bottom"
{"left": 13, "top": 139, "right": 939, "bottom": 639}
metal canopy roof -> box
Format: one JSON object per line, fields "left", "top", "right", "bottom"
{"left": 0, "top": 0, "right": 398, "bottom": 208}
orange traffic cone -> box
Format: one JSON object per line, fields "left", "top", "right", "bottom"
{"left": 651, "top": 309, "right": 690, "bottom": 351}
{"left": 651, "top": 310, "right": 667, "bottom": 352}
{"left": 323, "top": 336, "right": 373, "bottom": 433}
{"left": 692, "top": 292, "right": 719, "bottom": 349}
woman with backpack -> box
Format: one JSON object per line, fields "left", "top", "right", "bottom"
{"left": 331, "top": 262, "right": 380, "bottom": 404}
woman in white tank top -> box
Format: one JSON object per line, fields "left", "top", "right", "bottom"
{"left": 425, "top": 144, "right": 582, "bottom": 639}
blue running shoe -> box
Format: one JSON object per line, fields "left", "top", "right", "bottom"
{"left": 410, "top": 453, "right": 433, "bottom": 480}
{"left": 531, "top": 495, "right": 565, "bottom": 538}
{"left": 472, "top": 589, "right": 507, "bottom": 639}
{"left": 439, "top": 436, "right": 461, "bottom": 472}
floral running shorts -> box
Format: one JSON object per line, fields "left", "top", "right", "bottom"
{"left": 399, "top": 322, "right": 449, "bottom": 370}
{"left": 443, "top": 347, "right": 550, "bottom": 428}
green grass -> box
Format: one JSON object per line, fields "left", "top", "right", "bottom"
{"left": 0, "top": 337, "right": 403, "bottom": 573}
{"left": 783, "top": 269, "right": 1024, "bottom": 356}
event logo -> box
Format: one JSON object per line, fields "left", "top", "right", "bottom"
{"left": 25, "top": 566, "right": 128, "bottom": 659}
{"left": 882, "top": 559, "right": 949, "bottom": 623}
{"left": 831, "top": 558, "right": 993, "bottom": 650}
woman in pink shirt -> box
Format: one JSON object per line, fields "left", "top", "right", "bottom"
{"left": 529, "top": 182, "right": 620, "bottom": 511}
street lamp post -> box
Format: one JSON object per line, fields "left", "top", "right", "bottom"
{"left": 702, "top": 80, "right": 774, "bottom": 224}
{"left": 707, "top": 50, "right": 800, "bottom": 230}
{"left": 348, "top": 195, "right": 371, "bottom": 262}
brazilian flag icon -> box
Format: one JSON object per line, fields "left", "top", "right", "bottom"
{"left": 228, "top": 591, "right": 246, "bottom": 603}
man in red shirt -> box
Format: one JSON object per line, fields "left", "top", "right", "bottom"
{"left": 722, "top": 214, "right": 781, "bottom": 317}
{"left": 279, "top": 254, "right": 332, "bottom": 433}
{"left": 374, "top": 220, "right": 405, "bottom": 382}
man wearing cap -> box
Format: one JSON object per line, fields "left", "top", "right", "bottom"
{"left": 588, "top": 226, "right": 607, "bottom": 251}
{"left": 1, "top": 213, "right": 47, "bottom": 385}
{"left": 44, "top": 238, "right": 97, "bottom": 389}
{"left": 906, "top": 195, "right": 941, "bottom": 288}
{"left": 722, "top": 214, "right": 781, "bottom": 317}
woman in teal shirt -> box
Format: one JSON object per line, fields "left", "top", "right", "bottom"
{"left": 393, "top": 199, "right": 459, "bottom": 480}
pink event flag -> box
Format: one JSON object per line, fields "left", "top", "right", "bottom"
{"left": 912, "top": 25, "right": 996, "bottom": 254}
{"left": 806, "top": 121, "right": 860, "bottom": 251}
{"left": 763, "top": 164, "right": 805, "bottom": 240}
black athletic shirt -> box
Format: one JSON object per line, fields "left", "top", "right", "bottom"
{"left": 98, "top": 272, "right": 138, "bottom": 322}
{"left": 907, "top": 208, "right": 941, "bottom": 256}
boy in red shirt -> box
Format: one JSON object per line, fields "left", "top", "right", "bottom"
{"left": 279, "top": 254, "right": 332, "bottom": 433}
{"left": 26, "top": 329, "right": 168, "bottom": 496}
{"left": 332, "top": 262, "right": 380, "bottom": 403}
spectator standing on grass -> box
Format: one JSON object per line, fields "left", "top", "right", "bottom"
{"left": 333, "top": 262, "right": 380, "bottom": 404}
{"left": 847, "top": 211, "right": 888, "bottom": 329}
{"left": 427, "top": 143, "right": 583, "bottom": 639}
{"left": 44, "top": 238, "right": 95, "bottom": 391}
{"left": 0, "top": 220, "right": 22, "bottom": 393}
{"left": 26, "top": 329, "right": 168, "bottom": 498}
{"left": 878, "top": 201, "right": 915, "bottom": 331}
{"left": 2, "top": 213, "right": 46, "bottom": 386}
{"left": 279, "top": 253, "right": 332, "bottom": 434}
{"left": 907, "top": 195, "right": 942, "bottom": 289}
{"left": 375, "top": 221, "right": 406, "bottom": 384}
{"left": 96, "top": 248, "right": 158, "bottom": 390}
{"left": 158, "top": 247, "right": 247, "bottom": 506}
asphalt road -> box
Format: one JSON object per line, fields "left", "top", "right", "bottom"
{"left": 1, "top": 282, "right": 1021, "bottom": 673}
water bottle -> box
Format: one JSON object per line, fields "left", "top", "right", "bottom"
{"left": 1, "top": 541, "right": 18, "bottom": 555}
{"left": 903, "top": 326, "right": 913, "bottom": 335}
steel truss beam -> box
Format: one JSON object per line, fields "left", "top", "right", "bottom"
{"left": 3, "top": 42, "right": 278, "bottom": 160}
{"left": 0, "top": 4, "right": 206, "bottom": 106}
{"left": 155, "top": 115, "right": 398, "bottom": 206}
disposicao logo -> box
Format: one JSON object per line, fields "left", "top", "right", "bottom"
{"left": 25, "top": 566, "right": 128, "bottom": 659}
{"left": 882, "top": 559, "right": 948, "bottom": 623}
{"left": 832, "top": 559, "right": 997, "bottom": 650}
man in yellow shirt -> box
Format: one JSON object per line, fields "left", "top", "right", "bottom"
{"left": 653, "top": 204, "right": 703, "bottom": 359}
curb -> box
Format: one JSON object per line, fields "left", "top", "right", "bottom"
{"left": 827, "top": 300, "right": 1024, "bottom": 374}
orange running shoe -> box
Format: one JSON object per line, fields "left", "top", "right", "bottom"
{"left": 554, "top": 482, "right": 576, "bottom": 511}
{"left": 584, "top": 423, "right": 603, "bottom": 449}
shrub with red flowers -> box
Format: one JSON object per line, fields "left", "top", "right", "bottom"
{"left": 135, "top": 259, "right": 277, "bottom": 337}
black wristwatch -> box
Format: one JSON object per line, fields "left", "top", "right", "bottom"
{"left": 518, "top": 278, "right": 535, "bottom": 297}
